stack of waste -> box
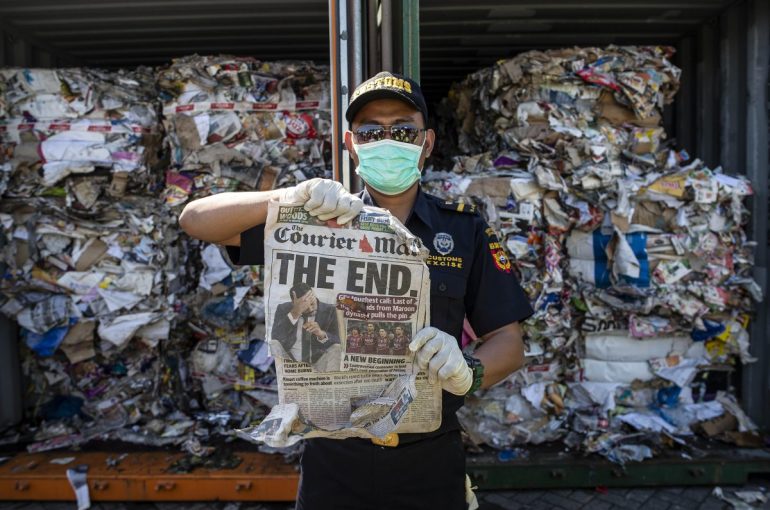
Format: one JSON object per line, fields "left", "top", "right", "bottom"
{"left": 0, "top": 67, "right": 162, "bottom": 197}
{"left": 0, "top": 66, "right": 177, "bottom": 452}
{"left": 0, "top": 57, "right": 330, "bottom": 456}
{"left": 429, "top": 46, "right": 763, "bottom": 463}
{"left": 157, "top": 55, "right": 330, "bottom": 207}
{"left": 0, "top": 197, "right": 181, "bottom": 451}
{"left": 156, "top": 56, "right": 331, "bottom": 456}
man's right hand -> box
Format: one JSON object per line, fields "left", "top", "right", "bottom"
{"left": 281, "top": 178, "right": 363, "bottom": 224}
{"left": 290, "top": 292, "right": 314, "bottom": 319}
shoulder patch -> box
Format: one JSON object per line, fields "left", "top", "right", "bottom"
{"left": 483, "top": 225, "right": 511, "bottom": 273}
{"left": 438, "top": 200, "right": 477, "bottom": 214}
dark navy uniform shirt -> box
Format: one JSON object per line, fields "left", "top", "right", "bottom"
{"left": 225, "top": 187, "right": 534, "bottom": 432}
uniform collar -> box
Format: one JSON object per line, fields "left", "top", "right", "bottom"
{"left": 359, "top": 185, "right": 435, "bottom": 229}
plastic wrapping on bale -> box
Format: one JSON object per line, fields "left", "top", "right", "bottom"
{"left": 429, "top": 45, "right": 763, "bottom": 461}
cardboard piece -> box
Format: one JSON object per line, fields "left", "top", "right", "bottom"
{"left": 693, "top": 412, "right": 738, "bottom": 437}
{"left": 466, "top": 177, "right": 517, "bottom": 207}
{"left": 59, "top": 320, "right": 96, "bottom": 364}
{"left": 596, "top": 91, "right": 661, "bottom": 128}
{"left": 73, "top": 238, "right": 108, "bottom": 272}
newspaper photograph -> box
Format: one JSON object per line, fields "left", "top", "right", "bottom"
{"left": 236, "top": 200, "right": 442, "bottom": 447}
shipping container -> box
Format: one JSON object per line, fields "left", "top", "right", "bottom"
{"left": 0, "top": 0, "right": 767, "bottom": 500}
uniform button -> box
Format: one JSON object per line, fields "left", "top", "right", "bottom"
{"left": 438, "top": 283, "right": 447, "bottom": 292}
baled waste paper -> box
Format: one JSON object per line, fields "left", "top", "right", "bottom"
{"left": 0, "top": 57, "right": 330, "bottom": 459}
{"left": 429, "top": 45, "right": 763, "bottom": 462}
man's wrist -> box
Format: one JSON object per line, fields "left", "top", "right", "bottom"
{"left": 463, "top": 353, "right": 484, "bottom": 396}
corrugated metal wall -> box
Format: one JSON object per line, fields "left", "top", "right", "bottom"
{"left": 0, "top": 0, "right": 331, "bottom": 68}
{"left": 417, "top": 0, "right": 734, "bottom": 101}
{"left": 0, "top": 27, "right": 60, "bottom": 67}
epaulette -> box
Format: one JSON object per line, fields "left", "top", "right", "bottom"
{"left": 438, "top": 200, "right": 477, "bottom": 214}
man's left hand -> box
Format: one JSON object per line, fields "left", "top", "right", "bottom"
{"left": 409, "top": 327, "right": 472, "bottom": 396}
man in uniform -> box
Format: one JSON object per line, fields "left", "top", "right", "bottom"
{"left": 179, "top": 71, "right": 533, "bottom": 510}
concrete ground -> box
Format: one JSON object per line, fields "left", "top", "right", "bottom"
{"left": 0, "top": 485, "right": 769, "bottom": 510}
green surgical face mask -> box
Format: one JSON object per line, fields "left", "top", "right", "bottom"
{"left": 354, "top": 139, "right": 424, "bottom": 195}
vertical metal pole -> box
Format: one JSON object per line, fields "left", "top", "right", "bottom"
{"left": 742, "top": 0, "right": 769, "bottom": 429}
{"left": 350, "top": 0, "right": 364, "bottom": 89}
{"left": 339, "top": 1, "right": 350, "bottom": 191}
{"left": 367, "top": 0, "right": 379, "bottom": 76}
{"left": 401, "top": 0, "right": 420, "bottom": 81}
{"left": 381, "top": 0, "right": 393, "bottom": 72}
{"left": 329, "top": 0, "right": 351, "bottom": 188}
{"left": 346, "top": 0, "right": 365, "bottom": 192}
{"left": 329, "top": 0, "right": 340, "bottom": 183}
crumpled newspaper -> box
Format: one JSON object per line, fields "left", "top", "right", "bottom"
{"left": 237, "top": 374, "right": 419, "bottom": 448}
{"left": 429, "top": 45, "right": 762, "bottom": 461}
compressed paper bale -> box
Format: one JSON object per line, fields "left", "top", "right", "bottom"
{"left": 427, "top": 44, "right": 761, "bottom": 453}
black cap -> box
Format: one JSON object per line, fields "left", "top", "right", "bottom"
{"left": 346, "top": 71, "right": 428, "bottom": 124}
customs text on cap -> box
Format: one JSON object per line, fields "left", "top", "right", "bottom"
{"left": 346, "top": 71, "right": 429, "bottom": 123}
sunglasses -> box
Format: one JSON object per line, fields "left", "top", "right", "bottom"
{"left": 352, "top": 124, "right": 426, "bottom": 145}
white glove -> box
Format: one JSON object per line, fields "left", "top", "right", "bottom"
{"left": 409, "top": 327, "right": 473, "bottom": 396}
{"left": 281, "top": 178, "right": 363, "bottom": 224}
